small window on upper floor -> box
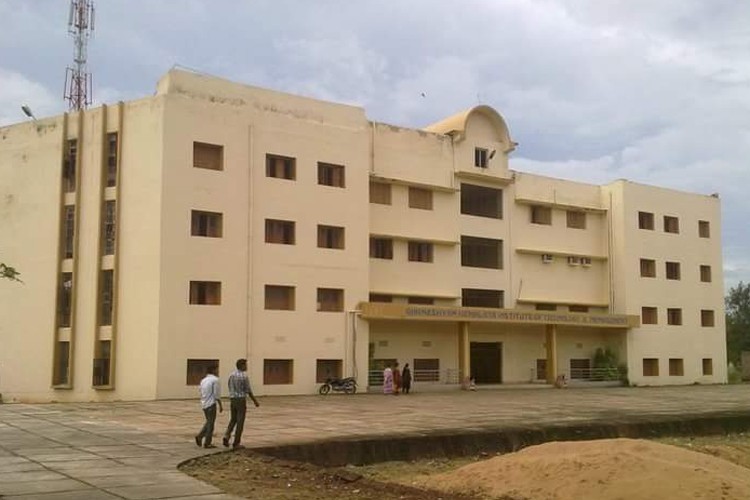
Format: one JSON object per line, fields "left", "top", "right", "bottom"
{"left": 638, "top": 211, "right": 654, "bottom": 230}
{"left": 698, "top": 220, "right": 710, "bottom": 238}
{"left": 408, "top": 241, "right": 433, "bottom": 263}
{"left": 106, "top": 132, "right": 118, "bottom": 187}
{"left": 369, "top": 181, "right": 392, "bottom": 205}
{"left": 265, "top": 219, "right": 295, "bottom": 245}
{"left": 667, "top": 308, "right": 682, "bottom": 325}
{"left": 189, "top": 281, "right": 222, "bottom": 305}
{"left": 700, "top": 265, "right": 712, "bottom": 283}
{"left": 63, "top": 139, "right": 77, "bottom": 193}
{"left": 317, "top": 288, "right": 344, "bottom": 312}
{"left": 191, "top": 210, "right": 223, "bottom": 238}
{"left": 665, "top": 261, "right": 681, "bottom": 280}
{"left": 266, "top": 154, "right": 296, "bottom": 180}
{"left": 461, "top": 236, "right": 502, "bottom": 269}
{"left": 369, "top": 237, "right": 393, "bottom": 259}
{"left": 193, "top": 142, "right": 223, "bottom": 171}
{"left": 701, "top": 309, "right": 715, "bottom": 327}
{"left": 462, "top": 289, "right": 504, "bottom": 308}
{"left": 642, "top": 306, "right": 658, "bottom": 324}
{"left": 318, "top": 225, "right": 345, "bottom": 249}
{"left": 408, "top": 187, "right": 433, "bottom": 210}
{"left": 640, "top": 258, "right": 656, "bottom": 278}
{"left": 318, "top": 162, "right": 345, "bottom": 188}
{"left": 566, "top": 210, "right": 586, "bottom": 230}
{"left": 536, "top": 303, "right": 557, "bottom": 311}
{"left": 664, "top": 215, "right": 680, "bottom": 234}
{"left": 460, "top": 184, "right": 502, "bottom": 219}
{"left": 369, "top": 293, "right": 393, "bottom": 303}
{"left": 265, "top": 285, "right": 295, "bottom": 310}
{"left": 531, "top": 205, "right": 552, "bottom": 225}
{"left": 474, "top": 148, "right": 489, "bottom": 168}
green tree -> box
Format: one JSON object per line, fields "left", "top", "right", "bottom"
{"left": 0, "top": 262, "right": 22, "bottom": 282}
{"left": 726, "top": 281, "right": 750, "bottom": 364}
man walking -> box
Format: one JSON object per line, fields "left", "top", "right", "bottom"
{"left": 223, "top": 358, "right": 260, "bottom": 450}
{"left": 195, "top": 364, "right": 222, "bottom": 448}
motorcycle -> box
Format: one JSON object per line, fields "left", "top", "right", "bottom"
{"left": 318, "top": 377, "right": 357, "bottom": 395}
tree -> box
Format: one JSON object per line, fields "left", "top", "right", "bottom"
{"left": 726, "top": 282, "right": 750, "bottom": 364}
{"left": 0, "top": 262, "right": 22, "bottom": 282}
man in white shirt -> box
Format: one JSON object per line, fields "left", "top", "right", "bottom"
{"left": 195, "top": 364, "right": 223, "bottom": 448}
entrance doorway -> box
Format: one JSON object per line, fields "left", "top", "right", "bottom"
{"left": 470, "top": 342, "right": 502, "bottom": 384}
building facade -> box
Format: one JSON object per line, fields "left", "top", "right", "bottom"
{"left": 0, "top": 70, "right": 726, "bottom": 402}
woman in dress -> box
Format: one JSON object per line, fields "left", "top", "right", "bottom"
{"left": 382, "top": 364, "right": 393, "bottom": 394}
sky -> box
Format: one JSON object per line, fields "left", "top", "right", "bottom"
{"left": 1, "top": 0, "right": 748, "bottom": 288}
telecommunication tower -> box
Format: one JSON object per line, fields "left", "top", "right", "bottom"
{"left": 64, "top": 0, "right": 95, "bottom": 111}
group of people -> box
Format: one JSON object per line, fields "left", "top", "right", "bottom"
{"left": 382, "top": 362, "right": 412, "bottom": 395}
{"left": 195, "top": 358, "right": 260, "bottom": 450}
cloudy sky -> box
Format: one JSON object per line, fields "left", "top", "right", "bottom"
{"left": 1, "top": 0, "right": 748, "bottom": 287}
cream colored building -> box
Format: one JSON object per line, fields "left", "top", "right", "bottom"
{"left": 0, "top": 70, "right": 726, "bottom": 402}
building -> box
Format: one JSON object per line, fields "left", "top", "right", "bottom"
{"left": 0, "top": 70, "right": 726, "bottom": 403}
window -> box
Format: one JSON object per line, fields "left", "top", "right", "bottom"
{"left": 193, "top": 142, "right": 223, "bottom": 171}
{"left": 567, "top": 256, "right": 581, "bottom": 266}
{"left": 474, "top": 148, "right": 488, "bottom": 168}
{"left": 316, "top": 359, "right": 342, "bottom": 383}
{"left": 701, "top": 309, "right": 715, "bottom": 327}
{"left": 318, "top": 162, "right": 345, "bottom": 188}
{"left": 264, "top": 359, "right": 293, "bottom": 384}
{"left": 566, "top": 211, "right": 586, "bottom": 229}
{"left": 536, "top": 359, "right": 547, "bottom": 380}
{"left": 62, "top": 205, "right": 75, "bottom": 259}
{"left": 369, "top": 294, "right": 392, "bottom": 303}
{"left": 317, "top": 288, "right": 344, "bottom": 312}
{"left": 638, "top": 211, "right": 654, "bottom": 230}
{"left": 664, "top": 215, "right": 680, "bottom": 234}
{"left": 408, "top": 241, "right": 433, "bottom": 263}
{"left": 698, "top": 220, "right": 710, "bottom": 238}
{"left": 102, "top": 201, "right": 117, "bottom": 253}
{"left": 186, "top": 359, "right": 219, "bottom": 385}
{"left": 408, "top": 187, "right": 433, "bottom": 210}
{"left": 369, "top": 237, "right": 393, "bottom": 259}
{"left": 570, "top": 359, "right": 591, "bottom": 379}
{"left": 461, "top": 236, "right": 502, "bottom": 269}
{"left": 669, "top": 358, "right": 684, "bottom": 376}
{"left": 105, "top": 132, "right": 118, "bottom": 187}
{"left": 531, "top": 205, "right": 552, "bottom": 225}
{"left": 53, "top": 341, "right": 71, "bottom": 385}
{"left": 700, "top": 265, "right": 712, "bottom": 283}
{"left": 191, "top": 210, "right": 222, "bottom": 238}
{"left": 643, "top": 358, "right": 659, "bottom": 376}
{"left": 640, "top": 259, "right": 656, "bottom": 278}
{"left": 702, "top": 358, "right": 713, "bottom": 376}
{"left": 541, "top": 254, "right": 554, "bottom": 264}
{"left": 317, "top": 225, "right": 345, "bottom": 249}
{"left": 408, "top": 296, "right": 434, "bottom": 305}
{"left": 460, "top": 184, "right": 502, "bottom": 219}
{"left": 414, "top": 358, "right": 440, "bottom": 382}
{"left": 667, "top": 308, "right": 682, "bottom": 325}
{"left": 189, "top": 281, "right": 222, "bottom": 305}
{"left": 63, "top": 139, "right": 77, "bottom": 193}
{"left": 462, "top": 288, "right": 504, "bottom": 308}
{"left": 99, "top": 270, "right": 114, "bottom": 326}
{"left": 265, "top": 285, "right": 295, "bottom": 310}
{"left": 57, "top": 272, "right": 73, "bottom": 328}
{"left": 642, "top": 307, "right": 658, "bottom": 325}
{"left": 665, "top": 261, "right": 681, "bottom": 280}
{"left": 266, "top": 154, "right": 295, "bottom": 180}
{"left": 369, "top": 182, "right": 391, "bottom": 205}
{"left": 92, "top": 340, "right": 111, "bottom": 386}
{"left": 536, "top": 303, "right": 557, "bottom": 311}
{"left": 265, "top": 219, "right": 295, "bottom": 244}
{"left": 569, "top": 305, "right": 589, "bottom": 313}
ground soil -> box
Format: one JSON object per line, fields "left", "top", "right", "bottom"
{"left": 180, "top": 433, "right": 750, "bottom": 500}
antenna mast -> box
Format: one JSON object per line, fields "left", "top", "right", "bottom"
{"left": 64, "top": 0, "right": 95, "bottom": 111}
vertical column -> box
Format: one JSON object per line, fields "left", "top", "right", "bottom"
{"left": 545, "top": 324, "right": 558, "bottom": 384}
{"left": 458, "top": 321, "right": 470, "bottom": 386}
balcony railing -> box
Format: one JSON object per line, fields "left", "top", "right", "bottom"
{"left": 368, "top": 368, "right": 462, "bottom": 386}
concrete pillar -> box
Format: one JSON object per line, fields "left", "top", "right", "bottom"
{"left": 545, "top": 324, "right": 558, "bottom": 384}
{"left": 458, "top": 322, "right": 470, "bottom": 384}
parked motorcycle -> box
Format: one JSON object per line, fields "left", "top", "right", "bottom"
{"left": 319, "top": 377, "right": 357, "bottom": 395}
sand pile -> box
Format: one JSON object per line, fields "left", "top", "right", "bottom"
{"left": 423, "top": 438, "right": 750, "bottom": 500}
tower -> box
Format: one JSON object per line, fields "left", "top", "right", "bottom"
{"left": 64, "top": 0, "right": 95, "bottom": 111}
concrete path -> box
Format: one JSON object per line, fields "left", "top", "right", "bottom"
{"left": 1, "top": 384, "right": 749, "bottom": 499}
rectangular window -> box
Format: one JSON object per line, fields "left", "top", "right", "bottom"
{"left": 414, "top": 358, "right": 440, "bottom": 382}
{"left": 531, "top": 205, "right": 552, "bottom": 225}
{"left": 408, "top": 241, "right": 434, "bottom": 263}
{"left": 638, "top": 211, "right": 654, "bottom": 230}
{"left": 369, "top": 293, "right": 392, "bottom": 303}
{"left": 461, "top": 236, "right": 502, "bottom": 269}
{"left": 99, "top": 270, "right": 114, "bottom": 326}
{"left": 189, "top": 281, "right": 221, "bottom": 305}
{"left": 265, "top": 285, "right": 295, "bottom": 310}
{"left": 570, "top": 359, "right": 591, "bottom": 380}
{"left": 474, "top": 148, "right": 488, "bottom": 168}
{"left": 106, "top": 132, "right": 118, "bottom": 187}
{"left": 186, "top": 359, "right": 219, "bottom": 385}
{"left": 698, "top": 220, "right": 710, "bottom": 238}
{"left": 669, "top": 358, "right": 684, "bottom": 376}
{"left": 92, "top": 340, "right": 111, "bottom": 386}
{"left": 664, "top": 215, "right": 680, "bottom": 234}
{"left": 193, "top": 142, "right": 223, "bottom": 171}
{"left": 57, "top": 272, "right": 73, "bottom": 328}
{"left": 63, "top": 139, "right": 77, "bottom": 193}
{"left": 701, "top": 309, "right": 715, "bottom": 327}
{"left": 643, "top": 358, "right": 659, "bottom": 377}
{"left": 569, "top": 305, "right": 589, "bottom": 313}
{"left": 640, "top": 258, "right": 656, "bottom": 278}
{"left": 536, "top": 359, "right": 547, "bottom": 380}
{"left": 369, "top": 237, "right": 393, "bottom": 259}
{"left": 700, "top": 265, "right": 712, "bottom": 283}
{"left": 702, "top": 358, "right": 713, "bottom": 376}
{"left": 536, "top": 303, "right": 557, "bottom": 311}
{"left": 317, "top": 288, "right": 344, "bottom": 312}
{"left": 62, "top": 205, "right": 75, "bottom": 259}
{"left": 317, "top": 225, "right": 345, "bottom": 249}
{"left": 264, "top": 359, "right": 293, "bottom": 385}
{"left": 318, "top": 162, "right": 345, "bottom": 188}
{"left": 642, "top": 307, "right": 658, "bottom": 325}
{"left": 566, "top": 210, "right": 586, "bottom": 229}
{"left": 665, "top": 261, "right": 681, "bottom": 280}
{"left": 408, "top": 296, "right": 434, "bottom": 305}
{"left": 53, "top": 340, "right": 71, "bottom": 385}
{"left": 460, "top": 184, "right": 502, "bottom": 219}
{"left": 369, "top": 181, "right": 392, "bottom": 205}
{"left": 316, "top": 359, "right": 342, "bottom": 383}
{"left": 667, "top": 308, "right": 682, "bottom": 325}
{"left": 102, "top": 200, "right": 117, "bottom": 254}
{"left": 191, "top": 210, "right": 223, "bottom": 238}
{"left": 462, "top": 288, "right": 504, "bottom": 308}
{"left": 266, "top": 154, "right": 295, "bottom": 180}
{"left": 408, "top": 187, "right": 433, "bottom": 210}
{"left": 265, "top": 219, "right": 295, "bottom": 245}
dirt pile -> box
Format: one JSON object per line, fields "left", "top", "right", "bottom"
{"left": 423, "top": 438, "right": 750, "bottom": 500}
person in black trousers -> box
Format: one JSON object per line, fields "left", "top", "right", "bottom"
{"left": 223, "top": 359, "right": 260, "bottom": 450}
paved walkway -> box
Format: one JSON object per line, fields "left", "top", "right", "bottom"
{"left": 1, "top": 384, "right": 749, "bottom": 499}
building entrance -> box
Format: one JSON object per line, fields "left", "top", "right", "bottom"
{"left": 470, "top": 341, "right": 502, "bottom": 384}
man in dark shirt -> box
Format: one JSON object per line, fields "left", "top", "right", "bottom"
{"left": 222, "top": 358, "right": 260, "bottom": 449}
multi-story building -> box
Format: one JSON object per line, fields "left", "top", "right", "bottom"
{"left": 0, "top": 70, "right": 726, "bottom": 402}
